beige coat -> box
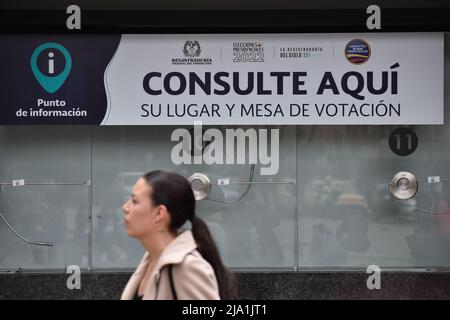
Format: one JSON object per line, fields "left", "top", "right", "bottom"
{"left": 121, "top": 230, "right": 220, "bottom": 300}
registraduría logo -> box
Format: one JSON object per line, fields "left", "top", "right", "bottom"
{"left": 183, "top": 40, "right": 201, "bottom": 57}
{"left": 278, "top": 45, "right": 324, "bottom": 59}
{"left": 172, "top": 40, "right": 212, "bottom": 65}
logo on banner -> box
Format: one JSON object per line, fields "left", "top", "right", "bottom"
{"left": 172, "top": 40, "right": 212, "bottom": 65}
{"left": 30, "top": 42, "right": 72, "bottom": 93}
{"left": 345, "top": 39, "right": 371, "bottom": 64}
{"left": 278, "top": 45, "right": 323, "bottom": 59}
{"left": 183, "top": 41, "right": 201, "bottom": 57}
{"left": 232, "top": 42, "right": 264, "bottom": 63}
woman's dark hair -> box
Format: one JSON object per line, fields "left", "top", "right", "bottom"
{"left": 142, "top": 170, "right": 237, "bottom": 299}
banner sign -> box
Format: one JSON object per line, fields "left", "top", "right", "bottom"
{"left": 0, "top": 33, "right": 443, "bottom": 125}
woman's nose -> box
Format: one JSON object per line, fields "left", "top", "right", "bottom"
{"left": 122, "top": 200, "right": 129, "bottom": 214}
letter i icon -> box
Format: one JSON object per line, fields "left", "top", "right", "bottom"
{"left": 48, "top": 52, "right": 54, "bottom": 74}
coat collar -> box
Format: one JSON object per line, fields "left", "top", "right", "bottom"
{"left": 122, "top": 229, "right": 198, "bottom": 300}
{"left": 155, "top": 229, "right": 198, "bottom": 270}
{"left": 138, "top": 229, "right": 198, "bottom": 274}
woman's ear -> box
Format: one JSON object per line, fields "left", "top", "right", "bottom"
{"left": 154, "top": 204, "right": 170, "bottom": 229}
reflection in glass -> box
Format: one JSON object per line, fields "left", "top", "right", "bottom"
{"left": 92, "top": 126, "right": 297, "bottom": 269}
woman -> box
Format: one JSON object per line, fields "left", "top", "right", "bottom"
{"left": 121, "top": 170, "right": 236, "bottom": 300}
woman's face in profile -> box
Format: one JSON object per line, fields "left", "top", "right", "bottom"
{"left": 122, "top": 177, "right": 155, "bottom": 239}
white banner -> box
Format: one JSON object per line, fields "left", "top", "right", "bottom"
{"left": 102, "top": 33, "right": 443, "bottom": 125}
